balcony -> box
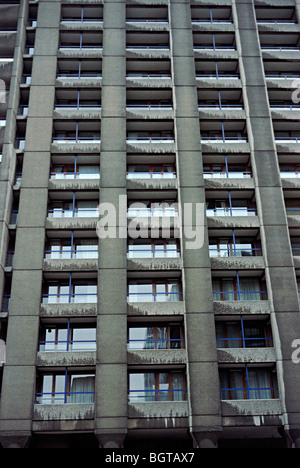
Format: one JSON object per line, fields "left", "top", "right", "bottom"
{"left": 128, "top": 239, "right": 180, "bottom": 259}
{"left": 191, "top": 5, "right": 233, "bottom": 24}
{"left": 38, "top": 320, "right": 96, "bottom": 352}
{"left": 128, "top": 371, "right": 186, "bottom": 403}
{"left": 216, "top": 317, "right": 273, "bottom": 349}
{"left": 219, "top": 365, "right": 279, "bottom": 401}
{"left": 61, "top": 4, "right": 103, "bottom": 24}
{"left": 35, "top": 370, "right": 95, "bottom": 405}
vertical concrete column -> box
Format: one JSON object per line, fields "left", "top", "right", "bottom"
{"left": 169, "top": 0, "right": 222, "bottom": 447}
{"left": 0, "top": 0, "right": 26, "bottom": 313}
{"left": 233, "top": 0, "right": 300, "bottom": 444}
{"left": 95, "top": 0, "right": 127, "bottom": 448}
{"left": 0, "top": 0, "right": 60, "bottom": 446}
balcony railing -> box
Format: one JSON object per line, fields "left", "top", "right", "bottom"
{"left": 127, "top": 337, "right": 184, "bottom": 350}
{"left": 127, "top": 248, "right": 180, "bottom": 258}
{"left": 128, "top": 388, "right": 187, "bottom": 402}
{"left": 42, "top": 293, "right": 97, "bottom": 304}
{"left": 45, "top": 248, "right": 98, "bottom": 259}
{"left": 126, "top": 136, "right": 175, "bottom": 143}
{"left": 50, "top": 171, "right": 100, "bottom": 179}
{"left": 209, "top": 247, "right": 262, "bottom": 257}
{"left": 56, "top": 73, "right": 102, "bottom": 79}
{"left": 127, "top": 291, "right": 182, "bottom": 302}
{"left": 35, "top": 390, "right": 95, "bottom": 405}
{"left": 203, "top": 171, "right": 251, "bottom": 178}
{"left": 127, "top": 171, "right": 176, "bottom": 179}
{"left": 206, "top": 207, "right": 256, "bottom": 216}
{"left": 38, "top": 339, "right": 96, "bottom": 352}
{"left": 213, "top": 289, "right": 267, "bottom": 301}
{"left": 47, "top": 208, "right": 99, "bottom": 218}
{"left": 127, "top": 207, "right": 178, "bottom": 217}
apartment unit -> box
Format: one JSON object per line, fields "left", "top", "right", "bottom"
{"left": 0, "top": 0, "right": 300, "bottom": 449}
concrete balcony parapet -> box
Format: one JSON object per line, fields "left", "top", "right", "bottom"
{"left": 126, "top": 22, "right": 169, "bottom": 32}
{"left": 51, "top": 142, "right": 101, "bottom": 153}
{"left": 199, "top": 108, "right": 245, "bottom": 120}
{"left": 60, "top": 22, "right": 103, "bottom": 31}
{"left": 128, "top": 401, "right": 189, "bottom": 420}
{"left": 36, "top": 351, "right": 96, "bottom": 367}
{"left": 192, "top": 22, "right": 234, "bottom": 33}
{"left": 48, "top": 178, "right": 100, "bottom": 191}
{"left": 201, "top": 142, "right": 250, "bottom": 153}
{"left": 217, "top": 347, "right": 277, "bottom": 364}
{"left": 126, "top": 49, "right": 170, "bottom": 60}
{"left": 126, "top": 141, "right": 175, "bottom": 153}
{"left": 126, "top": 108, "right": 173, "bottom": 120}
{"left": 126, "top": 77, "right": 172, "bottom": 88}
{"left": 40, "top": 302, "right": 97, "bottom": 318}
{"left": 210, "top": 256, "right": 264, "bottom": 271}
{"left": 33, "top": 404, "right": 95, "bottom": 422}
{"left": 207, "top": 215, "right": 260, "bottom": 230}
{"left": 127, "top": 257, "right": 182, "bottom": 272}
{"left": 45, "top": 217, "right": 98, "bottom": 231}
{"left": 221, "top": 399, "right": 282, "bottom": 418}
{"left": 127, "top": 177, "right": 177, "bottom": 191}
{"left": 127, "top": 301, "right": 184, "bottom": 317}
{"left": 56, "top": 78, "right": 102, "bottom": 88}
{"left": 258, "top": 24, "right": 300, "bottom": 34}
{"left": 43, "top": 258, "right": 98, "bottom": 272}
{"left": 196, "top": 78, "right": 242, "bottom": 88}
{"left": 127, "top": 348, "right": 186, "bottom": 366}
{"left": 204, "top": 177, "right": 254, "bottom": 190}
{"left": 194, "top": 49, "right": 238, "bottom": 60}
{"left": 213, "top": 300, "right": 270, "bottom": 316}
{"left": 57, "top": 49, "right": 103, "bottom": 59}
{"left": 53, "top": 109, "right": 101, "bottom": 120}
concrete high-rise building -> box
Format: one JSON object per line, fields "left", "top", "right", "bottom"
{"left": 0, "top": 0, "right": 300, "bottom": 450}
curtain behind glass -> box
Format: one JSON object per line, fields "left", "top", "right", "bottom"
{"left": 69, "top": 375, "right": 95, "bottom": 403}
{"left": 239, "top": 278, "right": 260, "bottom": 300}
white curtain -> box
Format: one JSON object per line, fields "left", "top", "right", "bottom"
{"left": 239, "top": 278, "right": 260, "bottom": 300}
{"left": 248, "top": 368, "right": 273, "bottom": 399}
{"left": 69, "top": 375, "right": 95, "bottom": 403}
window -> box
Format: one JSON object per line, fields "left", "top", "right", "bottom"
{"left": 128, "top": 279, "right": 182, "bottom": 302}
{"left": 209, "top": 234, "right": 261, "bottom": 257}
{"left": 219, "top": 366, "right": 278, "bottom": 400}
{"left": 48, "top": 199, "right": 99, "bottom": 218}
{"left": 128, "top": 323, "right": 184, "bottom": 350}
{"left": 206, "top": 198, "right": 256, "bottom": 216}
{"left": 42, "top": 279, "right": 97, "bottom": 304}
{"left": 212, "top": 274, "right": 267, "bottom": 301}
{"left": 128, "top": 200, "right": 178, "bottom": 217}
{"left": 36, "top": 370, "right": 95, "bottom": 404}
{"left": 128, "top": 371, "right": 186, "bottom": 402}
{"left": 127, "top": 239, "right": 180, "bottom": 258}
{"left": 127, "top": 164, "right": 176, "bottom": 179}
{"left": 51, "top": 164, "right": 100, "bottom": 179}
{"left": 45, "top": 237, "right": 98, "bottom": 259}
{"left": 216, "top": 318, "right": 273, "bottom": 348}
{"left": 39, "top": 321, "right": 96, "bottom": 352}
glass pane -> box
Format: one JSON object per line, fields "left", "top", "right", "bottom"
{"left": 78, "top": 165, "right": 99, "bottom": 179}
{"left": 128, "top": 327, "right": 153, "bottom": 349}
{"left": 71, "top": 328, "right": 96, "bottom": 350}
{"left": 171, "top": 373, "right": 184, "bottom": 401}
{"left": 128, "top": 282, "right": 153, "bottom": 302}
{"left": 129, "top": 373, "right": 155, "bottom": 402}
{"left": 158, "top": 373, "right": 169, "bottom": 401}
{"left": 69, "top": 374, "right": 95, "bottom": 403}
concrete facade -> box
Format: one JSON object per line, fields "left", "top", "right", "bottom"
{"left": 0, "top": 0, "right": 299, "bottom": 449}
